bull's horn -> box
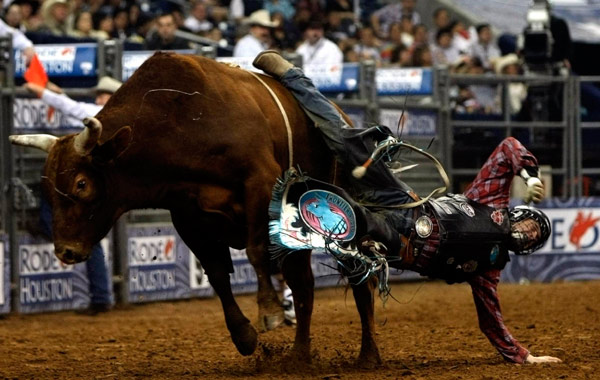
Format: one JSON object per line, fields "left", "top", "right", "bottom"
{"left": 74, "top": 117, "right": 102, "bottom": 154}
{"left": 9, "top": 134, "right": 58, "bottom": 153}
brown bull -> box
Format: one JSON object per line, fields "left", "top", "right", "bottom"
{"left": 10, "top": 52, "right": 382, "bottom": 363}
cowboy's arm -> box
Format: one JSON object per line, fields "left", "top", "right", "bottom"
{"left": 468, "top": 269, "right": 561, "bottom": 363}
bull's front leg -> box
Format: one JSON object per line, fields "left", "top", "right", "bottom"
{"left": 351, "top": 277, "right": 382, "bottom": 366}
{"left": 171, "top": 211, "right": 258, "bottom": 355}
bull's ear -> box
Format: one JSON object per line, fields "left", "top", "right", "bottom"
{"left": 92, "top": 126, "right": 132, "bottom": 164}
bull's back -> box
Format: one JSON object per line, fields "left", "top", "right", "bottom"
{"left": 96, "top": 52, "right": 333, "bottom": 180}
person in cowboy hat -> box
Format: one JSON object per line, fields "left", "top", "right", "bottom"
{"left": 253, "top": 50, "right": 561, "bottom": 364}
{"left": 24, "top": 75, "right": 122, "bottom": 124}
{"left": 38, "top": 0, "right": 70, "bottom": 36}
{"left": 23, "top": 75, "right": 123, "bottom": 315}
{"left": 233, "top": 9, "right": 278, "bottom": 58}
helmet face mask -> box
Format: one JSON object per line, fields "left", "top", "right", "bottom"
{"left": 508, "top": 206, "right": 551, "bottom": 255}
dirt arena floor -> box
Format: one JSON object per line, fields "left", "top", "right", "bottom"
{"left": 0, "top": 280, "right": 598, "bottom": 380}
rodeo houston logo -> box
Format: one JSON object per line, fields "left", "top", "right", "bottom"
{"left": 19, "top": 243, "right": 74, "bottom": 304}
{"left": 128, "top": 236, "right": 177, "bottom": 293}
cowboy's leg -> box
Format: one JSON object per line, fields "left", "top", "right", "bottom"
{"left": 279, "top": 67, "right": 349, "bottom": 156}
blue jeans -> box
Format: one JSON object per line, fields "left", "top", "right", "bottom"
{"left": 40, "top": 198, "right": 112, "bottom": 305}
{"left": 281, "top": 68, "right": 349, "bottom": 157}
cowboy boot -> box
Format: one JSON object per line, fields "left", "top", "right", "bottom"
{"left": 253, "top": 50, "right": 294, "bottom": 78}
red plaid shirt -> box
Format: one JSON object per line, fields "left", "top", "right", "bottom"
{"left": 463, "top": 137, "right": 537, "bottom": 363}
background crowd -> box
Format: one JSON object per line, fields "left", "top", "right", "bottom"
{"left": 0, "top": 0, "right": 573, "bottom": 118}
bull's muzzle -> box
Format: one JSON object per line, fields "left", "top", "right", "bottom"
{"left": 55, "top": 243, "right": 91, "bottom": 264}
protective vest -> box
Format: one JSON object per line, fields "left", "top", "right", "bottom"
{"left": 415, "top": 194, "right": 511, "bottom": 283}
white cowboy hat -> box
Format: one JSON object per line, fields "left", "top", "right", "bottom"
{"left": 244, "top": 9, "right": 279, "bottom": 28}
{"left": 41, "top": 0, "right": 69, "bottom": 21}
{"left": 95, "top": 76, "right": 122, "bottom": 94}
{"left": 493, "top": 53, "right": 520, "bottom": 74}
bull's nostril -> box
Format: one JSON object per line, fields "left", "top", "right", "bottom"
{"left": 63, "top": 249, "right": 74, "bottom": 262}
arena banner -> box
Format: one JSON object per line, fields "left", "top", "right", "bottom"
{"left": 0, "top": 234, "right": 9, "bottom": 314}
{"left": 14, "top": 44, "right": 97, "bottom": 78}
{"left": 16, "top": 233, "right": 113, "bottom": 313}
{"left": 122, "top": 49, "right": 194, "bottom": 81}
{"left": 376, "top": 67, "right": 433, "bottom": 96}
{"left": 503, "top": 197, "right": 600, "bottom": 282}
{"left": 13, "top": 98, "right": 84, "bottom": 131}
{"left": 229, "top": 248, "right": 343, "bottom": 295}
{"left": 304, "top": 63, "right": 359, "bottom": 93}
{"left": 379, "top": 108, "right": 437, "bottom": 138}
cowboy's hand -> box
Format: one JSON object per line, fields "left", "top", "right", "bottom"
{"left": 24, "top": 82, "right": 45, "bottom": 98}
{"left": 524, "top": 354, "right": 562, "bottom": 364}
{"left": 524, "top": 176, "right": 544, "bottom": 204}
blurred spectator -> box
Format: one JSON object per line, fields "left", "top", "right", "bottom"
{"left": 4, "top": 2, "right": 26, "bottom": 31}
{"left": 399, "top": 14, "right": 414, "bottom": 47}
{"left": 431, "top": 26, "right": 460, "bottom": 66}
{"left": 449, "top": 20, "right": 474, "bottom": 54}
{"left": 412, "top": 23, "right": 428, "bottom": 47}
{"left": 324, "top": 8, "right": 356, "bottom": 44}
{"left": 94, "top": 10, "right": 114, "bottom": 39}
{"left": 296, "top": 16, "right": 342, "bottom": 65}
{"left": 11, "top": 0, "right": 41, "bottom": 31}
{"left": 428, "top": 7, "right": 449, "bottom": 44}
{"left": 343, "top": 45, "right": 359, "bottom": 63}
{"left": 69, "top": 10, "right": 109, "bottom": 40}
{"left": 264, "top": 0, "right": 295, "bottom": 21}
{"left": 184, "top": 1, "right": 214, "bottom": 34}
{"left": 272, "top": 11, "right": 300, "bottom": 51}
{"left": 379, "top": 22, "right": 402, "bottom": 63}
{"left": 38, "top": 0, "right": 71, "bottom": 36}
{"left": 128, "top": 2, "right": 141, "bottom": 30}
{"left": 145, "top": 12, "right": 192, "bottom": 50}
{"left": 469, "top": 23, "right": 500, "bottom": 71}
{"left": 390, "top": 44, "right": 412, "bottom": 66}
{"left": 233, "top": 9, "right": 277, "bottom": 58}
{"left": 411, "top": 44, "right": 432, "bottom": 67}
{"left": 112, "top": 7, "right": 130, "bottom": 39}
{"left": 371, "top": 0, "right": 420, "bottom": 39}
{"left": 493, "top": 53, "right": 527, "bottom": 115}
{"left": 353, "top": 26, "right": 381, "bottom": 64}
{"left": 127, "top": 11, "right": 155, "bottom": 44}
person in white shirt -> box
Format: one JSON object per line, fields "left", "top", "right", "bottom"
{"left": 183, "top": 1, "right": 214, "bottom": 34}
{"left": 296, "top": 18, "right": 343, "bottom": 65}
{"left": 24, "top": 76, "right": 122, "bottom": 125}
{"left": 233, "top": 9, "right": 278, "bottom": 58}
{"left": 469, "top": 23, "right": 500, "bottom": 70}
{"left": 0, "top": 17, "right": 34, "bottom": 63}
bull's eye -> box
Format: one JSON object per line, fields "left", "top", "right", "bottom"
{"left": 77, "top": 180, "right": 86, "bottom": 190}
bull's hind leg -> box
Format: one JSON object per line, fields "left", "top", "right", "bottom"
{"left": 351, "top": 277, "right": 382, "bottom": 366}
{"left": 281, "top": 250, "right": 314, "bottom": 361}
{"left": 243, "top": 173, "right": 286, "bottom": 331}
{"left": 171, "top": 212, "right": 258, "bottom": 356}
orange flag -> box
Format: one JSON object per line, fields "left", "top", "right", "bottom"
{"left": 24, "top": 54, "right": 48, "bottom": 87}
{"left": 24, "top": 54, "right": 55, "bottom": 122}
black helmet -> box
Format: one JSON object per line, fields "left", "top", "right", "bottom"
{"left": 508, "top": 205, "right": 551, "bottom": 255}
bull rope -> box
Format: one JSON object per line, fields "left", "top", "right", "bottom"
{"left": 247, "top": 71, "right": 294, "bottom": 169}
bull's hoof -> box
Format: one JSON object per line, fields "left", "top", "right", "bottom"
{"left": 258, "top": 312, "right": 285, "bottom": 332}
{"left": 356, "top": 351, "right": 382, "bottom": 368}
{"left": 290, "top": 345, "right": 312, "bottom": 363}
{"left": 231, "top": 322, "right": 258, "bottom": 356}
